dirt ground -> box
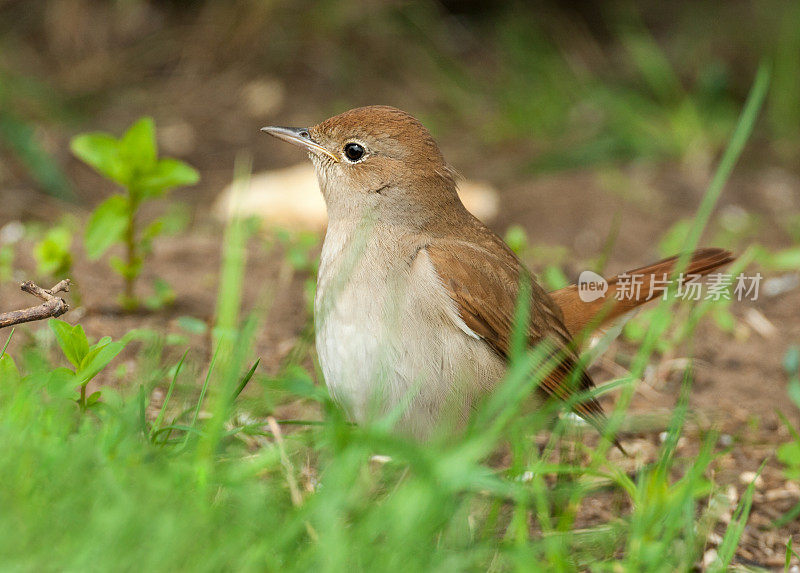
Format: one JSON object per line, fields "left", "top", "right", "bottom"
{"left": 1, "top": 3, "right": 799, "bottom": 567}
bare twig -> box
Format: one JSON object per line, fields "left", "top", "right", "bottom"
{"left": 0, "top": 279, "right": 71, "bottom": 329}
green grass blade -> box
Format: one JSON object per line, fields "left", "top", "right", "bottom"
{"left": 0, "top": 328, "right": 14, "bottom": 359}
{"left": 711, "top": 461, "right": 767, "bottom": 571}
{"left": 682, "top": 61, "right": 771, "bottom": 255}
{"left": 151, "top": 349, "right": 189, "bottom": 439}
{"left": 188, "top": 340, "right": 221, "bottom": 437}
{"left": 232, "top": 358, "right": 260, "bottom": 401}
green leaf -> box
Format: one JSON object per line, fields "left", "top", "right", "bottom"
{"left": 279, "top": 365, "right": 326, "bottom": 401}
{"left": 233, "top": 359, "right": 260, "bottom": 400}
{"left": 0, "top": 111, "right": 76, "bottom": 200}
{"left": 153, "top": 278, "right": 174, "bottom": 301}
{"left": 624, "top": 311, "right": 664, "bottom": 346}
{"left": 141, "top": 219, "right": 164, "bottom": 242}
{"left": 77, "top": 341, "right": 125, "bottom": 384}
{"left": 70, "top": 133, "right": 129, "bottom": 186}
{"left": 777, "top": 442, "right": 800, "bottom": 480}
{"left": 34, "top": 226, "right": 72, "bottom": 276}
{"left": 658, "top": 218, "right": 692, "bottom": 258}
{"left": 785, "top": 346, "right": 800, "bottom": 374}
{"left": 86, "top": 390, "right": 102, "bottom": 407}
{"left": 177, "top": 316, "right": 208, "bottom": 335}
{"left": 788, "top": 377, "right": 800, "bottom": 412}
{"left": 109, "top": 255, "right": 142, "bottom": 280}
{"left": 504, "top": 224, "right": 529, "bottom": 255}
{"left": 120, "top": 117, "right": 157, "bottom": 174}
{"left": 769, "top": 247, "right": 800, "bottom": 270}
{"left": 0, "top": 354, "right": 20, "bottom": 384}
{"left": 145, "top": 278, "right": 175, "bottom": 310}
{"left": 786, "top": 348, "right": 800, "bottom": 410}
{"left": 777, "top": 441, "right": 800, "bottom": 466}
{"left": 138, "top": 158, "right": 199, "bottom": 198}
{"left": 712, "top": 306, "right": 736, "bottom": 333}
{"left": 85, "top": 196, "right": 129, "bottom": 259}
{"left": 49, "top": 319, "right": 90, "bottom": 368}
{"left": 0, "top": 245, "right": 14, "bottom": 282}
{"left": 158, "top": 204, "right": 190, "bottom": 235}
{"left": 139, "top": 220, "right": 164, "bottom": 257}
{"left": 542, "top": 265, "right": 569, "bottom": 290}
{"left": 46, "top": 367, "right": 78, "bottom": 398}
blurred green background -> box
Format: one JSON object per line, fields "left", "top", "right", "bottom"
{"left": 4, "top": 0, "right": 799, "bottom": 283}
{"left": 1, "top": 0, "right": 798, "bottom": 206}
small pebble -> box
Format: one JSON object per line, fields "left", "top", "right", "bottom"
{"left": 744, "top": 308, "right": 777, "bottom": 338}
{"left": 702, "top": 548, "right": 718, "bottom": 568}
{"left": 657, "top": 432, "right": 686, "bottom": 448}
{"left": 0, "top": 221, "right": 24, "bottom": 244}
{"left": 763, "top": 273, "right": 799, "bottom": 297}
{"left": 215, "top": 164, "right": 499, "bottom": 229}
{"left": 739, "top": 471, "right": 764, "bottom": 488}
{"left": 241, "top": 78, "right": 285, "bottom": 118}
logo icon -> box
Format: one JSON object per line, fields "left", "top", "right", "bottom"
{"left": 578, "top": 270, "right": 608, "bottom": 302}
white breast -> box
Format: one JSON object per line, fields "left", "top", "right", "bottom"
{"left": 315, "top": 220, "right": 506, "bottom": 439}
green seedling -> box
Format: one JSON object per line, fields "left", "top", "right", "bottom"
{"left": 33, "top": 221, "right": 85, "bottom": 307}
{"left": 273, "top": 228, "right": 320, "bottom": 274}
{"left": 504, "top": 224, "right": 529, "bottom": 256}
{"left": 145, "top": 278, "right": 176, "bottom": 311}
{"left": 70, "top": 117, "right": 199, "bottom": 311}
{"left": 33, "top": 224, "right": 73, "bottom": 279}
{"left": 777, "top": 347, "right": 800, "bottom": 482}
{"left": 272, "top": 228, "right": 321, "bottom": 315}
{"left": 0, "top": 244, "right": 13, "bottom": 282}
{"left": 0, "top": 71, "right": 76, "bottom": 201}
{"left": 49, "top": 319, "right": 126, "bottom": 411}
{"left": 503, "top": 225, "right": 570, "bottom": 289}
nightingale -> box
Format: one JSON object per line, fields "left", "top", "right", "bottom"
{"left": 262, "top": 106, "right": 733, "bottom": 441}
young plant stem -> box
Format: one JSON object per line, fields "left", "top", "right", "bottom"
{"left": 124, "top": 200, "right": 138, "bottom": 310}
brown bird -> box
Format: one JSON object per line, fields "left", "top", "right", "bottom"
{"left": 262, "top": 106, "right": 734, "bottom": 442}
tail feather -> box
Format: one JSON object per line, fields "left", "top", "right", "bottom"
{"left": 550, "top": 248, "right": 736, "bottom": 336}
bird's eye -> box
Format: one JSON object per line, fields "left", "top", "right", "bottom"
{"left": 343, "top": 142, "right": 365, "bottom": 162}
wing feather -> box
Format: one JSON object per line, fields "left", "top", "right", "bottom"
{"left": 425, "top": 238, "right": 608, "bottom": 430}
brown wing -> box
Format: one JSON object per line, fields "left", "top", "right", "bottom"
{"left": 425, "top": 238, "right": 609, "bottom": 430}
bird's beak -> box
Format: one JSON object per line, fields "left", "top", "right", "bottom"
{"left": 260, "top": 126, "right": 340, "bottom": 163}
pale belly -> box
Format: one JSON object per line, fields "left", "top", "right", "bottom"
{"left": 315, "top": 243, "right": 506, "bottom": 439}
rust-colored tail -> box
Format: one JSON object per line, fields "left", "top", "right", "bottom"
{"left": 550, "top": 248, "right": 736, "bottom": 336}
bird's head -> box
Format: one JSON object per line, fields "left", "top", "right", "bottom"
{"left": 262, "top": 106, "right": 460, "bottom": 226}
